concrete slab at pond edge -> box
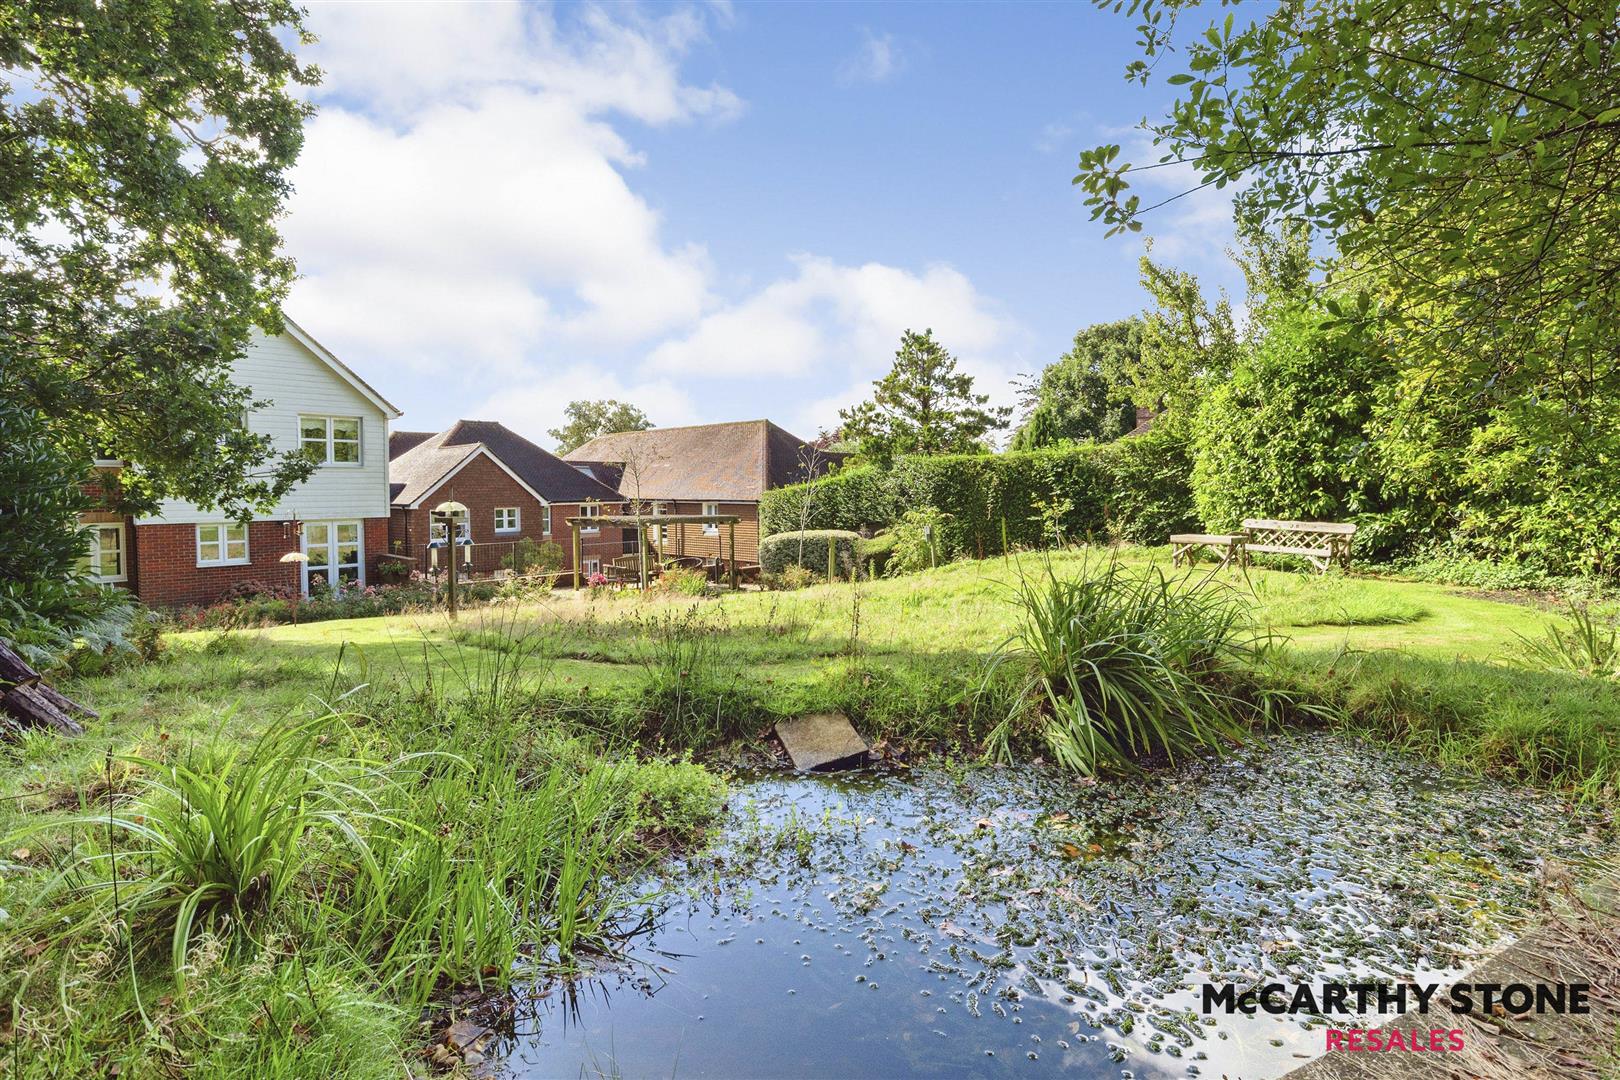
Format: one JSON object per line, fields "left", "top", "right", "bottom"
{"left": 774, "top": 712, "right": 870, "bottom": 771}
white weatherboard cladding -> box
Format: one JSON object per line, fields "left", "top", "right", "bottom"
{"left": 139, "top": 332, "right": 392, "bottom": 525}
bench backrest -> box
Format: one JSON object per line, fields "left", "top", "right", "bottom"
{"left": 1241, "top": 518, "right": 1356, "bottom": 550}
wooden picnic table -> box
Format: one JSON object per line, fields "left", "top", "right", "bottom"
{"left": 1170, "top": 532, "right": 1246, "bottom": 570}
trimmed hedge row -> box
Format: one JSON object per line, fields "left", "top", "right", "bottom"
{"left": 758, "top": 530, "right": 863, "bottom": 576}
{"left": 760, "top": 431, "right": 1197, "bottom": 558}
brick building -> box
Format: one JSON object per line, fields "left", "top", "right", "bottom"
{"left": 564, "top": 420, "right": 842, "bottom": 564}
{"left": 79, "top": 319, "right": 401, "bottom": 607}
{"left": 388, "top": 420, "right": 627, "bottom": 581}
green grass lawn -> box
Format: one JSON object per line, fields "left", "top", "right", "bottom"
{"left": 2, "top": 545, "right": 1616, "bottom": 1077}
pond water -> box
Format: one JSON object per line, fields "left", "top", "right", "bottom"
{"left": 488, "top": 732, "right": 1608, "bottom": 1079}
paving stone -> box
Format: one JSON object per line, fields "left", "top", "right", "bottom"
{"left": 774, "top": 712, "right": 869, "bottom": 771}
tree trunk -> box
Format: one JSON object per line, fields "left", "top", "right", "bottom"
{"left": 0, "top": 641, "right": 90, "bottom": 738}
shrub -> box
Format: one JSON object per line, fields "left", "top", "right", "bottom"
{"left": 1515, "top": 605, "right": 1620, "bottom": 680}
{"left": 759, "top": 442, "right": 1189, "bottom": 558}
{"left": 1190, "top": 304, "right": 1398, "bottom": 554}
{"left": 983, "top": 558, "right": 1260, "bottom": 776}
{"left": 216, "top": 579, "right": 295, "bottom": 603}
{"left": 1096, "top": 423, "right": 1200, "bottom": 543}
{"left": 856, "top": 530, "right": 898, "bottom": 577}
{"left": 374, "top": 556, "right": 413, "bottom": 585}
{"left": 759, "top": 464, "right": 898, "bottom": 536}
{"left": 652, "top": 566, "right": 709, "bottom": 597}
{"left": 501, "top": 537, "right": 565, "bottom": 576}
{"left": 759, "top": 530, "right": 862, "bottom": 577}
{"left": 887, "top": 508, "right": 954, "bottom": 575}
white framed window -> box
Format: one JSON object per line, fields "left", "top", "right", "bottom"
{"left": 702, "top": 502, "right": 720, "bottom": 536}
{"left": 579, "top": 502, "right": 600, "bottom": 535}
{"left": 429, "top": 520, "right": 471, "bottom": 544}
{"left": 494, "top": 507, "right": 520, "bottom": 533}
{"left": 197, "top": 523, "right": 250, "bottom": 566}
{"left": 299, "top": 415, "right": 362, "bottom": 465}
{"left": 541, "top": 505, "right": 552, "bottom": 535}
{"left": 583, "top": 558, "right": 602, "bottom": 576}
{"left": 303, "top": 520, "right": 363, "bottom": 593}
{"left": 81, "top": 524, "right": 126, "bottom": 583}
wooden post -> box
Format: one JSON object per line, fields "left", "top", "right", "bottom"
{"left": 728, "top": 521, "right": 738, "bottom": 591}
{"left": 447, "top": 537, "right": 459, "bottom": 620}
{"left": 638, "top": 520, "right": 648, "bottom": 590}
{"left": 572, "top": 520, "right": 582, "bottom": 588}
{"left": 827, "top": 536, "right": 836, "bottom": 582}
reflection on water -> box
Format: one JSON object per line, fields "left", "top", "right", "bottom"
{"left": 491, "top": 732, "right": 1608, "bottom": 1079}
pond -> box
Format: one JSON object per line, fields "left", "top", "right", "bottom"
{"left": 488, "top": 732, "right": 1608, "bottom": 1079}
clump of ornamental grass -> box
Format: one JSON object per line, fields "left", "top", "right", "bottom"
{"left": 983, "top": 557, "right": 1267, "bottom": 776}
{"left": 1515, "top": 603, "right": 1620, "bottom": 680}
{"left": 13, "top": 713, "right": 393, "bottom": 996}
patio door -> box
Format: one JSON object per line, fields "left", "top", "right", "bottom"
{"left": 302, "top": 520, "right": 363, "bottom": 594}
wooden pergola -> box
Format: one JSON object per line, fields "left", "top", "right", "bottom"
{"left": 565, "top": 512, "right": 745, "bottom": 590}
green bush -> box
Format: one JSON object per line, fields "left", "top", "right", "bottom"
{"left": 983, "top": 558, "right": 1260, "bottom": 776}
{"left": 501, "top": 537, "right": 565, "bottom": 576}
{"left": 1096, "top": 422, "right": 1200, "bottom": 543}
{"left": 856, "top": 530, "right": 898, "bottom": 577}
{"left": 760, "top": 464, "right": 898, "bottom": 535}
{"left": 887, "top": 509, "right": 953, "bottom": 575}
{"left": 761, "top": 445, "right": 1126, "bottom": 556}
{"left": 1190, "top": 304, "right": 1398, "bottom": 554}
{"left": 758, "top": 530, "right": 862, "bottom": 577}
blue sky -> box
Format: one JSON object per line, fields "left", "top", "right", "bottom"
{"left": 283, "top": 1, "right": 1243, "bottom": 445}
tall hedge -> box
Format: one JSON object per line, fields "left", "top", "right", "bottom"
{"left": 760, "top": 439, "right": 1196, "bottom": 557}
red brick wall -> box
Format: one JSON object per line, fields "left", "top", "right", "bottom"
{"left": 388, "top": 457, "right": 626, "bottom": 582}
{"left": 132, "top": 516, "right": 391, "bottom": 608}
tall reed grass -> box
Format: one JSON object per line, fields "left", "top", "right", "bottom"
{"left": 984, "top": 558, "right": 1264, "bottom": 775}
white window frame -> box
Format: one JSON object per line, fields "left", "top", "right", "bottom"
{"left": 580, "top": 502, "right": 601, "bottom": 535}
{"left": 302, "top": 519, "right": 365, "bottom": 594}
{"left": 702, "top": 502, "right": 720, "bottom": 536}
{"left": 82, "top": 523, "right": 127, "bottom": 584}
{"left": 541, "top": 504, "right": 552, "bottom": 535}
{"left": 583, "top": 558, "right": 602, "bottom": 577}
{"left": 494, "top": 507, "right": 521, "bottom": 534}
{"left": 298, "top": 414, "right": 363, "bottom": 466}
{"left": 197, "top": 523, "right": 251, "bottom": 567}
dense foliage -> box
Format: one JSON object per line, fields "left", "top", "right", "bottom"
{"left": 1077, "top": 0, "right": 1620, "bottom": 576}
{"left": 838, "top": 329, "right": 1011, "bottom": 462}
{"left": 760, "top": 439, "right": 1197, "bottom": 559}
{"left": 1010, "top": 318, "right": 1142, "bottom": 448}
{"left": 1190, "top": 304, "right": 1399, "bottom": 552}
{"left": 548, "top": 399, "right": 654, "bottom": 454}
{"left": 0, "top": 375, "right": 91, "bottom": 633}
{"left": 1, "top": 0, "right": 320, "bottom": 519}
{"left": 758, "top": 530, "right": 863, "bottom": 578}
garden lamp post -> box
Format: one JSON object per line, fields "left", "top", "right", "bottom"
{"left": 431, "top": 501, "right": 470, "bottom": 620}
{"left": 279, "top": 551, "right": 308, "bottom": 625}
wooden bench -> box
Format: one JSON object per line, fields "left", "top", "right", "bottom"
{"left": 1240, "top": 518, "right": 1355, "bottom": 573}
{"left": 1170, "top": 532, "right": 1246, "bottom": 570}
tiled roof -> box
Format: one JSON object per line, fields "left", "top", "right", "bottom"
{"left": 389, "top": 430, "right": 435, "bottom": 459}
{"left": 563, "top": 419, "right": 842, "bottom": 502}
{"left": 390, "top": 420, "right": 624, "bottom": 507}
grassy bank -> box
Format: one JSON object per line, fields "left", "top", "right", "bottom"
{"left": 2, "top": 545, "right": 1617, "bottom": 1075}
{"left": 81, "top": 546, "right": 1618, "bottom": 787}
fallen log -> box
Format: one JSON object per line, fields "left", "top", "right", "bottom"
{"left": 0, "top": 640, "right": 89, "bottom": 738}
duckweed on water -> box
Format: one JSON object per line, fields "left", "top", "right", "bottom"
{"left": 492, "top": 731, "right": 1609, "bottom": 1079}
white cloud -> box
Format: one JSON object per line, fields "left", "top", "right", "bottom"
{"left": 279, "top": 2, "right": 1023, "bottom": 441}
{"left": 645, "top": 255, "right": 1023, "bottom": 437}
{"left": 837, "top": 29, "right": 904, "bottom": 86}
{"left": 285, "top": 3, "right": 731, "bottom": 377}
{"left": 468, "top": 365, "right": 702, "bottom": 447}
